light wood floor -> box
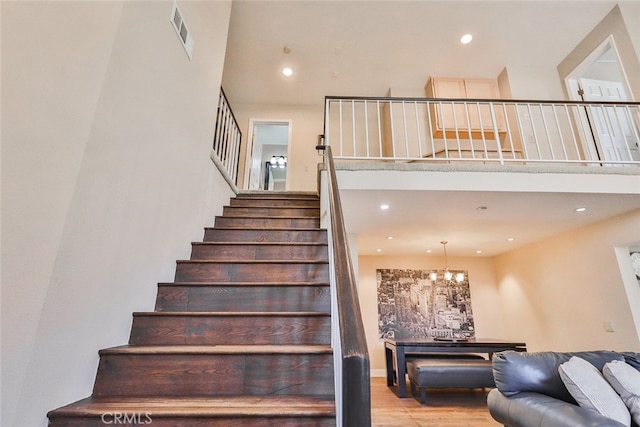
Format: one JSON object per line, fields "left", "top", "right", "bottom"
{"left": 370, "top": 377, "right": 501, "bottom": 426}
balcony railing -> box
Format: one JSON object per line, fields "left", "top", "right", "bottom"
{"left": 324, "top": 96, "right": 640, "bottom": 167}
{"left": 212, "top": 88, "right": 242, "bottom": 186}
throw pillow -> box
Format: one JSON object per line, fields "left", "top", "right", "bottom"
{"left": 623, "top": 353, "right": 640, "bottom": 372}
{"left": 603, "top": 360, "right": 640, "bottom": 425}
{"left": 558, "top": 356, "right": 631, "bottom": 426}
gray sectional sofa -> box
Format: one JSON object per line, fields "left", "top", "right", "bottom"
{"left": 488, "top": 350, "right": 640, "bottom": 427}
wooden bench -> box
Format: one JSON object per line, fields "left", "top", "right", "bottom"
{"left": 406, "top": 357, "right": 495, "bottom": 405}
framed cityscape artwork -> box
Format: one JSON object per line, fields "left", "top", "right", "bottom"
{"left": 377, "top": 268, "right": 475, "bottom": 340}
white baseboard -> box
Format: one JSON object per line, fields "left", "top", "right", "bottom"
{"left": 370, "top": 369, "right": 387, "bottom": 377}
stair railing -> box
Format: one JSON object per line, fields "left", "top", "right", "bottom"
{"left": 211, "top": 87, "right": 242, "bottom": 190}
{"left": 324, "top": 95, "right": 640, "bottom": 166}
{"left": 317, "top": 138, "right": 371, "bottom": 427}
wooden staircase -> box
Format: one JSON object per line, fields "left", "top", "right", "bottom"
{"left": 48, "top": 192, "right": 336, "bottom": 426}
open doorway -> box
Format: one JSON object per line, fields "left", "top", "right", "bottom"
{"left": 565, "top": 36, "right": 640, "bottom": 163}
{"left": 244, "top": 120, "right": 291, "bottom": 191}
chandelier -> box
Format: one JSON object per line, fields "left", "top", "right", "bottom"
{"left": 429, "top": 241, "right": 465, "bottom": 283}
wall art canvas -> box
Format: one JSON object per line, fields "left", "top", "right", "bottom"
{"left": 377, "top": 268, "right": 475, "bottom": 339}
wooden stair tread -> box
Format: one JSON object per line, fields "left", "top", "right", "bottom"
{"left": 50, "top": 395, "right": 335, "bottom": 417}
{"left": 176, "top": 259, "right": 329, "bottom": 264}
{"left": 100, "top": 345, "right": 333, "bottom": 355}
{"left": 206, "top": 226, "right": 324, "bottom": 231}
{"left": 236, "top": 191, "right": 318, "bottom": 197}
{"left": 192, "top": 241, "right": 327, "bottom": 246}
{"left": 216, "top": 215, "right": 320, "bottom": 219}
{"left": 133, "top": 311, "right": 330, "bottom": 317}
{"left": 158, "top": 281, "right": 329, "bottom": 287}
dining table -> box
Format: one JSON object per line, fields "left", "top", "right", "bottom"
{"left": 384, "top": 337, "right": 527, "bottom": 397}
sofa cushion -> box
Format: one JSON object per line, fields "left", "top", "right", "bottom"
{"left": 558, "top": 356, "right": 630, "bottom": 426}
{"left": 492, "top": 350, "right": 625, "bottom": 402}
{"left": 604, "top": 360, "right": 640, "bottom": 425}
{"left": 622, "top": 353, "right": 640, "bottom": 373}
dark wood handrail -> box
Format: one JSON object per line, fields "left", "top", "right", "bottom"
{"left": 317, "top": 140, "right": 371, "bottom": 426}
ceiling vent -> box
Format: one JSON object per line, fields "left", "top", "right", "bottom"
{"left": 170, "top": 1, "right": 193, "bottom": 61}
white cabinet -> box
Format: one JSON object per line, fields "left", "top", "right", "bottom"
{"left": 425, "top": 77, "right": 505, "bottom": 138}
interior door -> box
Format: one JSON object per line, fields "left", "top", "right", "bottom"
{"left": 247, "top": 132, "right": 262, "bottom": 190}
{"left": 579, "top": 78, "right": 640, "bottom": 162}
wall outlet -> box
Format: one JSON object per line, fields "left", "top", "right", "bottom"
{"left": 603, "top": 321, "right": 615, "bottom": 332}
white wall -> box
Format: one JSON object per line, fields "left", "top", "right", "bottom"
{"left": 358, "top": 254, "right": 506, "bottom": 374}
{"left": 494, "top": 209, "right": 640, "bottom": 353}
{"left": 1, "top": 1, "right": 233, "bottom": 425}
{"left": 558, "top": 4, "right": 640, "bottom": 100}
{"left": 619, "top": 2, "right": 640, "bottom": 65}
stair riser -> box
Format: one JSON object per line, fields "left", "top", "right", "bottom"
{"left": 130, "top": 315, "right": 331, "bottom": 346}
{"left": 155, "top": 285, "right": 331, "bottom": 312}
{"left": 174, "top": 263, "right": 329, "bottom": 283}
{"left": 214, "top": 217, "right": 320, "bottom": 229}
{"left": 190, "top": 244, "right": 328, "bottom": 261}
{"left": 49, "top": 416, "right": 336, "bottom": 426}
{"left": 223, "top": 206, "right": 319, "bottom": 218}
{"left": 204, "top": 229, "right": 327, "bottom": 243}
{"left": 230, "top": 198, "right": 320, "bottom": 208}
{"left": 93, "top": 354, "right": 334, "bottom": 397}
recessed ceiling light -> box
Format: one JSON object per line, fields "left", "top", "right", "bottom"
{"left": 476, "top": 250, "right": 483, "bottom": 254}
{"left": 387, "top": 236, "right": 394, "bottom": 240}
{"left": 460, "top": 34, "right": 473, "bottom": 44}
{"left": 507, "top": 238, "right": 515, "bottom": 242}
{"left": 376, "top": 248, "right": 382, "bottom": 253}
{"left": 380, "top": 204, "right": 390, "bottom": 210}
{"left": 426, "top": 250, "right": 432, "bottom": 253}
{"left": 282, "top": 67, "right": 293, "bottom": 77}
{"left": 575, "top": 207, "right": 587, "bottom": 212}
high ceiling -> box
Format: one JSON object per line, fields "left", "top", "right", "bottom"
{"left": 222, "top": 0, "right": 619, "bottom": 106}
{"left": 221, "top": 1, "right": 640, "bottom": 257}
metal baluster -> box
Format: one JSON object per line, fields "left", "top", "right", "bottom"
{"left": 564, "top": 104, "right": 582, "bottom": 161}
{"left": 551, "top": 104, "right": 568, "bottom": 160}
{"left": 427, "top": 101, "right": 436, "bottom": 159}
{"left": 527, "top": 104, "right": 542, "bottom": 159}
{"left": 415, "top": 101, "right": 423, "bottom": 159}
{"left": 364, "top": 100, "right": 370, "bottom": 158}
{"left": 377, "top": 100, "right": 383, "bottom": 158}
{"left": 400, "top": 101, "right": 408, "bottom": 158}
{"left": 223, "top": 104, "right": 233, "bottom": 167}
{"left": 464, "top": 102, "right": 474, "bottom": 159}
{"left": 339, "top": 100, "right": 344, "bottom": 157}
{"left": 515, "top": 104, "right": 530, "bottom": 161}
{"left": 452, "top": 101, "right": 462, "bottom": 158}
{"left": 613, "top": 106, "right": 634, "bottom": 162}
{"left": 389, "top": 101, "right": 396, "bottom": 158}
{"left": 622, "top": 105, "right": 640, "bottom": 161}
{"left": 599, "top": 104, "right": 622, "bottom": 163}
{"left": 352, "top": 100, "right": 357, "bottom": 157}
{"left": 539, "top": 104, "right": 555, "bottom": 160}
{"left": 476, "top": 102, "right": 489, "bottom": 159}
{"left": 502, "top": 103, "right": 517, "bottom": 160}
{"left": 438, "top": 101, "right": 448, "bottom": 159}
{"left": 489, "top": 101, "right": 504, "bottom": 165}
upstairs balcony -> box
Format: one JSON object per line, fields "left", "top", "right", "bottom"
{"left": 323, "top": 96, "right": 640, "bottom": 170}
